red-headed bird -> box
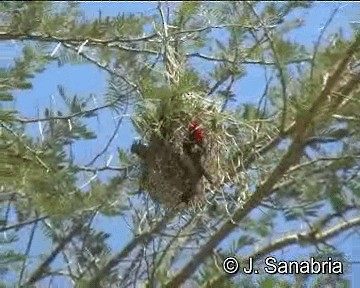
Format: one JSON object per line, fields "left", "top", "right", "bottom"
{"left": 188, "top": 121, "right": 205, "bottom": 144}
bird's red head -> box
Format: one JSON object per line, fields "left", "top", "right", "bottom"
{"left": 188, "top": 121, "right": 205, "bottom": 143}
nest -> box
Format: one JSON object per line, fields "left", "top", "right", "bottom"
{"left": 132, "top": 92, "right": 237, "bottom": 209}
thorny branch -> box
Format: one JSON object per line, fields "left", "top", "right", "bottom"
{"left": 25, "top": 222, "right": 84, "bottom": 286}
{"left": 0, "top": 31, "right": 159, "bottom": 43}
{"left": 87, "top": 211, "right": 176, "bottom": 286}
{"left": 246, "top": 1, "right": 288, "bottom": 133}
{"left": 18, "top": 218, "right": 38, "bottom": 287}
{"left": 0, "top": 22, "right": 276, "bottom": 45}
{"left": 61, "top": 42, "right": 141, "bottom": 96}
{"left": 85, "top": 116, "right": 125, "bottom": 167}
{"left": 310, "top": 5, "right": 341, "bottom": 80}
{"left": 211, "top": 214, "right": 360, "bottom": 285}
{"left": 186, "top": 52, "right": 311, "bottom": 66}
{"left": 252, "top": 217, "right": 360, "bottom": 261}
{"left": 76, "top": 164, "right": 134, "bottom": 173}
{"left": 15, "top": 100, "right": 124, "bottom": 123}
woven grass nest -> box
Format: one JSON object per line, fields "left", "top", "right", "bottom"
{"left": 131, "top": 92, "right": 236, "bottom": 210}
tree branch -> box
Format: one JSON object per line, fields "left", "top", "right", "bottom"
{"left": 246, "top": 1, "right": 288, "bottom": 133}
{"left": 25, "top": 222, "right": 84, "bottom": 286}
{"left": 87, "top": 211, "right": 176, "bottom": 287}
{"left": 251, "top": 216, "right": 360, "bottom": 260}
{"left": 186, "top": 52, "right": 311, "bottom": 66}
{"left": 0, "top": 31, "right": 159, "bottom": 44}
{"left": 15, "top": 101, "right": 118, "bottom": 124}
{"left": 210, "top": 215, "right": 360, "bottom": 286}
{"left": 0, "top": 216, "right": 48, "bottom": 233}
{"left": 76, "top": 164, "right": 134, "bottom": 173}
{"left": 61, "top": 42, "right": 141, "bottom": 96}
{"left": 85, "top": 114, "right": 126, "bottom": 167}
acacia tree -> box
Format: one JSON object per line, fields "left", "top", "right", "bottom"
{"left": 1, "top": 2, "right": 360, "bottom": 287}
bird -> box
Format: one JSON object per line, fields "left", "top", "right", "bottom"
{"left": 188, "top": 121, "right": 205, "bottom": 144}
{"left": 184, "top": 120, "right": 214, "bottom": 188}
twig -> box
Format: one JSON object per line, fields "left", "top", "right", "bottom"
{"left": 310, "top": 6, "right": 341, "bottom": 80}
{"left": 207, "top": 75, "right": 231, "bottom": 96}
{"left": 1, "top": 195, "right": 14, "bottom": 228}
{"left": 119, "top": 247, "right": 145, "bottom": 287}
{"left": 15, "top": 101, "right": 122, "bottom": 124}
{"left": 158, "top": 2, "right": 168, "bottom": 39}
{"left": 173, "top": 23, "right": 278, "bottom": 36}
{"left": 18, "top": 219, "right": 38, "bottom": 287}
{"left": 61, "top": 251, "right": 76, "bottom": 287}
{"left": 210, "top": 215, "right": 360, "bottom": 286}
{"left": 25, "top": 222, "right": 84, "bottom": 286}
{"left": 85, "top": 110, "right": 127, "bottom": 167}
{"left": 0, "top": 31, "right": 159, "bottom": 44}
{"left": 0, "top": 215, "right": 48, "bottom": 233}
{"left": 246, "top": 1, "right": 288, "bottom": 133}
{"left": 254, "top": 217, "right": 360, "bottom": 259}
{"left": 87, "top": 211, "right": 176, "bottom": 286}
{"left": 221, "top": 75, "right": 236, "bottom": 112}
{"left": 77, "top": 165, "right": 133, "bottom": 173}
{"left": 287, "top": 155, "right": 360, "bottom": 175}
{"left": 61, "top": 42, "right": 141, "bottom": 97}
{"left": 187, "top": 52, "right": 311, "bottom": 66}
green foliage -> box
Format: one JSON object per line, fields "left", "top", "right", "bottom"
{"left": 175, "top": 2, "right": 202, "bottom": 27}
{"left": 106, "top": 76, "right": 131, "bottom": 111}
{"left": 257, "top": 276, "right": 293, "bottom": 288}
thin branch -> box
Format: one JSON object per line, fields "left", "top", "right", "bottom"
{"left": 15, "top": 101, "right": 119, "bottom": 124}
{"left": 119, "top": 247, "right": 145, "bottom": 287}
{"left": 308, "top": 33, "right": 360, "bottom": 117}
{"left": 18, "top": 219, "right": 38, "bottom": 287}
{"left": 246, "top": 1, "right": 288, "bottom": 133}
{"left": 153, "top": 215, "right": 197, "bottom": 278}
{"left": 158, "top": 2, "right": 168, "bottom": 39}
{"left": 0, "top": 31, "right": 159, "bottom": 44}
{"left": 87, "top": 211, "right": 176, "bottom": 287}
{"left": 312, "top": 205, "right": 358, "bottom": 231}
{"left": 207, "top": 74, "right": 231, "bottom": 97}
{"left": 25, "top": 222, "right": 84, "bottom": 286}
{"left": 0, "top": 23, "right": 276, "bottom": 45}
{"left": 310, "top": 6, "right": 341, "bottom": 80}
{"left": 85, "top": 109, "right": 127, "bottom": 167}
{"left": 287, "top": 155, "right": 360, "bottom": 175}
{"left": 61, "top": 251, "right": 76, "bottom": 287}
{"left": 253, "top": 216, "right": 360, "bottom": 260}
{"left": 242, "top": 123, "right": 292, "bottom": 168}
{"left": 76, "top": 164, "right": 134, "bottom": 173}
{"left": 173, "top": 23, "right": 278, "bottom": 36}
{"left": 0, "top": 215, "right": 48, "bottom": 233}
{"left": 106, "top": 43, "right": 158, "bottom": 55}
{"left": 187, "top": 52, "right": 311, "bottom": 66}
{"left": 61, "top": 42, "right": 141, "bottom": 96}
{"left": 1, "top": 195, "right": 14, "bottom": 228}
{"left": 221, "top": 75, "right": 236, "bottom": 112}
{"left": 211, "top": 215, "right": 360, "bottom": 286}
{"left": 332, "top": 114, "right": 360, "bottom": 121}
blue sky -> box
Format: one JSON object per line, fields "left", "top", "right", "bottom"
{"left": 2, "top": 1, "right": 360, "bottom": 287}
